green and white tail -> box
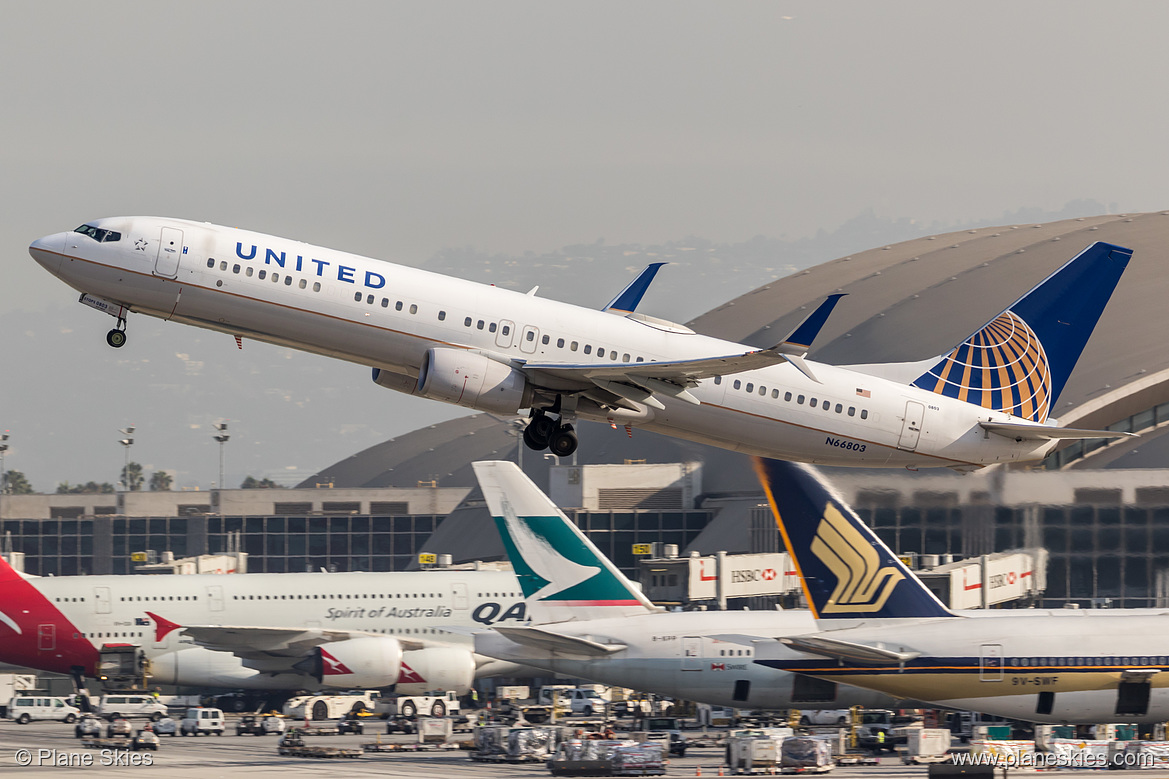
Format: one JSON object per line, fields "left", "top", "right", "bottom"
{"left": 472, "top": 461, "right": 659, "bottom": 624}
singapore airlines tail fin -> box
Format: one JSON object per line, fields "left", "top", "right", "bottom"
{"left": 472, "top": 461, "right": 659, "bottom": 624}
{"left": 861, "top": 242, "right": 1132, "bottom": 424}
{"left": 754, "top": 457, "right": 953, "bottom": 623}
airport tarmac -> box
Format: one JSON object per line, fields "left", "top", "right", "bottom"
{"left": 1, "top": 720, "right": 1166, "bottom": 778}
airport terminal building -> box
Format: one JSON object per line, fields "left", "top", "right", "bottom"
{"left": 5, "top": 212, "right": 1169, "bottom": 609}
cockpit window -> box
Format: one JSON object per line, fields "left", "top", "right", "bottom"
{"left": 74, "top": 224, "right": 122, "bottom": 243}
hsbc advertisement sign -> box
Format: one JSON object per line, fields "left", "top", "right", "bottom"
{"left": 688, "top": 553, "right": 796, "bottom": 599}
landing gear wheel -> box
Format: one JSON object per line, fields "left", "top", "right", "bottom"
{"left": 549, "top": 426, "right": 578, "bottom": 457}
{"left": 106, "top": 329, "right": 127, "bottom": 348}
{"left": 523, "top": 424, "right": 550, "bottom": 451}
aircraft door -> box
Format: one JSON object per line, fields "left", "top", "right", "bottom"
{"left": 897, "top": 401, "right": 925, "bottom": 450}
{"left": 94, "top": 586, "right": 112, "bottom": 614}
{"left": 38, "top": 624, "right": 56, "bottom": 651}
{"left": 682, "top": 636, "right": 703, "bottom": 671}
{"left": 495, "top": 320, "right": 515, "bottom": 349}
{"left": 452, "top": 582, "right": 469, "bottom": 610}
{"left": 519, "top": 325, "right": 540, "bottom": 354}
{"left": 206, "top": 585, "right": 224, "bottom": 612}
{"left": 979, "top": 643, "right": 1004, "bottom": 681}
{"left": 154, "top": 227, "right": 184, "bottom": 278}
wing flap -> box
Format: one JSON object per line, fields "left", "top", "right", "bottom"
{"left": 779, "top": 635, "right": 920, "bottom": 665}
{"left": 492, "top": 626, "right": 627, "bottom": 657}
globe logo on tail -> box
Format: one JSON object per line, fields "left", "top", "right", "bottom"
{"left": 913, "top": 311, "right": 1052, "bottom": 422}
{"left": 812, "top": 503, "right": 904, "bottom": 613}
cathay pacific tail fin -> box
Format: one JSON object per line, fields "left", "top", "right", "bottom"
{"left": 754, "top": 457, "right": 952, "bottom": 622}
{"left": 472, "top": 461, "right": 659, "bottom": 624}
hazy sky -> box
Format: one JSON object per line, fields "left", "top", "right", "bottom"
{"left": 3, "top": 2, "right": 1168, "bottom": 489}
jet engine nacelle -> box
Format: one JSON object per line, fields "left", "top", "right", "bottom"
{"left": 416, "top": 348, "right": 531, "bottom": 415}
{"left": 303, "top": 637, "right": 404, "bottom": 690}
{"left": 395, "top": 647, "right": 477, "bottom": 695}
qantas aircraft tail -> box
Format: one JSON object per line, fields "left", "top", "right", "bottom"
{"left": 472, "top": 460, "right": 659, "bottom": 624}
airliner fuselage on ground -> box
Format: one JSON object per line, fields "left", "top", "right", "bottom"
{"left": 0, "top": 555, "right": 525, "bottom": 694}
{"left": 750, "top": 459, "right": 1169, "bottom": 724}
{"left": 468, "top": 461, "right": 901, "bottom": 711}
{"left": 30, "top": 218, "right": 1130, "bottom": 469}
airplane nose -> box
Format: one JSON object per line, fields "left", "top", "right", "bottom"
{"left": 29, "top": 232, "right": 64, "bottom": 274}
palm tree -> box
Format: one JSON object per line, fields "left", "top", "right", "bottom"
{"left": 1, "top": 470, "right": 33, "bottom": 494}
{"left": 149, "top": 471, "right": 173, "bottom": 492}
{"left": 121, "top": 462, "right": 145, "bottom": 492}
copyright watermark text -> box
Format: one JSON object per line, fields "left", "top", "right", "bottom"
{"left": 13, "top": 748, "right": 153, "bottom": 767}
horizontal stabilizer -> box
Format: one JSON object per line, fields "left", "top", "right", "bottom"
{"left": 779, "top": 635, "right": 920, "bottom": 665}
{"left": 604, "top": 263, "right": 667, "bottom": 313}
{"left": 980, "top": 421, "right": 1137, "bottom": 442}
{"left": 492, "top": 625, "right": 626, "bottom": 657}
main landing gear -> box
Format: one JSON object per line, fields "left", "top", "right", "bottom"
{"left": 523, "top": 409, "right": 578, "bottom": 457}
{"left": 106, "top": 317, "right": 127, "bottom": 348}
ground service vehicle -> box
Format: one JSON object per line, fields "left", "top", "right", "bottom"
{"left": 180, "top": 707, "right": 225, "bottom": 736}
{"left": 284, "top": 691, "right": 378, "bottom": 721}
{"left": 96, "top": 693, "right": 167, "bottom": 721}
{"left": 74, "top": 714, "right": 103, "bottom": 738}
{"left": 107, "top": 718, "right": 132, "bottom": 738}
{"left": 384, "top": 691, "right": 461, "bottom": 719}
{"left": 8, "top": 695, "right": 80, "bottom": 724}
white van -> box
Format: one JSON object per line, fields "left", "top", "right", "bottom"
{"left": 8, "top": 696, "right": 80, "bottom": 724}
{"left": 96, "top": 694, "right": 168, "bottom": 722}
{"left": 180, "top": 707, "right": 225, "bottom": 736}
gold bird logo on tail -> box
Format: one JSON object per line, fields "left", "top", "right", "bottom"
{"left": 812, "top": 503, "right": 904, "bottom": 613}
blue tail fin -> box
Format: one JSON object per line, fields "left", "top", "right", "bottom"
{"left": 472, "top": 461, "right": 658, "bottom": 624}
{"left": 911, "top": 241, "right": 1131, "bottom": 422}
{"left": 754, "top": 457, "right": 952, "bottom": 621}
{"left": 603, "top": 263, "right": 667, "bottom": 313}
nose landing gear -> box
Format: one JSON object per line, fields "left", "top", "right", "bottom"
{"left": 106, "top": 317, "right": 127, "bottom": 348}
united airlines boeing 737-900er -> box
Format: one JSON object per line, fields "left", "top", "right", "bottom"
{"left": 0, "top": 555, "right": 527, "bottom": 696}
{"left": 30, "top": 218, "right": 1132, "bottom": 468}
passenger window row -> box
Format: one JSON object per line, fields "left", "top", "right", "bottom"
{"left": 206, "top": 261, "right": 652, "bottom": 366}
{"left": 207, "top": 257, "right": 322, "bottom": 292}
{"left": 715, "top": 375, "right": 869, "bottom": 420}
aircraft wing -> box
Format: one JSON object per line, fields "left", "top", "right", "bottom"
{"left": 979, "top": 421, "right": 1137, "bottom": 442}
{"left": 491, "top": 625, "right": 627, "bottom": 657}
{"left": 779, "top": 635, "right": 920, "bottom": 665}
{"left": 522, "top": 293, "right": 845, "bottom": 404}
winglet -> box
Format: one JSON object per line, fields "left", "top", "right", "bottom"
{"left": 781, "top": 294, "right": 846, "bottom": 351}
{"left": 603, "top": 263, "right": 668, "bottom": 313}
{"left": 753, "top": 458, "right": 953, "bottom": 621}
{"left": 473, "top": 460, "right": 659, "bottom": 624}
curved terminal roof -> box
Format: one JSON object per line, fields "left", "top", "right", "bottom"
{"left": 305, "top": 211, "right": 1169, "bottom": 490}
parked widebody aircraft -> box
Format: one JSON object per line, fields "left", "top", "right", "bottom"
{"left": 749, "top": 458, "right": 1169, "bottom": 724}
{"left": 469, "top": 460, "right": 902, "bottom": 711}
{"left": 0, "top": 554, "right": 527, "bottom": 694}
{"left": 31, "top": 220, "right": 1131, "bottom": 469}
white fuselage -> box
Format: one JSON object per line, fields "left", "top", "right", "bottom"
{"left": 30, "top": 218, "right": 1056, "bottom": 469}
{"left": 474, "top": 610, "right": 900, "bottom": 710}
{"left": 760, "top": 610, "right": 1169, "bottom": 724}
{"left": 4, "top": 569, "right": 525, "bottom": 690}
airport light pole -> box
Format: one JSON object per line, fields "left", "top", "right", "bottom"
{"left": 118, "top": 425, "right": 135, "bottom": 491}
{"left": 0, "top": 432, "right": 8, "bottom": 520}
{"left": 212, "top": 422, "right": 230, "bottom": 490}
